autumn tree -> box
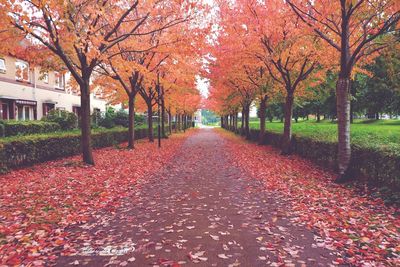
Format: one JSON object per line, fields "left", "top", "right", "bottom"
{"left": 235, "top": 0, "right": 319, "bottom": 154}
{"left": 244, "top": 66, "right": 275, "bottom": 144}
{"left": 287, "top": 0, "right": 400, "bottom": 181}
{"left": 4, "top": 0, "right": 177, "bottom": 164}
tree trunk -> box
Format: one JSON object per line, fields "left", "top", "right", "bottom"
{"left": 168, "top": 110, "right": 172, "bottom": 134}
{"left": 316, "top": 110, "right": 321, "bottom": 122}
{"left": 282, "top": 93, "right": 294, "bottom": 155}
{"left": 336, "top": 77, "right": 351, "bottom": 180}
{"left": 183, "top": 113, "right": 186, "bottom": 132}
{"left": 80, "top": 84, "right": 94, "bottom": 165}
{"left": 259, "top": 96, "right": 267, "bottom": 144}
{"left": 178, "top": 113, "right": 181, "bottom": 131}
{"left": 147, "top": 103, "right": 154, "bottom": 142}
{"left": 161, "top": 95, "right": 166, "bottom": 138}
{"left": 127, "top": 93, "right": 136, "bottom": 149}
{"left": 241, "top": 108, "right": 245, "bottom": 133}
{"left": 244, "top": 105, "right": 250, "bottom": 139}
{"left": 220, "top": 116, "right": 224, "bottom": 128}
{"left": 234, "top": 112, "right": 238, "bottom": 131}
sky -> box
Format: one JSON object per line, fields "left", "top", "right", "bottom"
{"left": 196, "top": 75, "right": 210, "bottom": 99}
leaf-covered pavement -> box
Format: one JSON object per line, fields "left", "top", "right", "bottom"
{"left": 54, "top": 129, "right": 336, "bottom": 266}
{"left": 220, "top": 130, "right": 400, "bottom": 266}
{"left": 1, "top": 129, "right": 399, "bottom": 266}
{"left": 0, "top": 131, "right": 191, "bottom": 266}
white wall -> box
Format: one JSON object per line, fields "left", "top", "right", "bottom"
{"left": 0, "top": 80, "right": 107, "bottom": 119}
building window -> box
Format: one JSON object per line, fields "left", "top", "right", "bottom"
{"left": 17, "top": 105, "right": 34, "bottom": 120}
{"left": 40, "top": 72, "right": 49, "bottom": 83}
{"left": 55, "top": 72, "right": 65, "bottom": 90}
{"left": 0, "top": 58, "right": 6, "bottom": 73}
{"left": 1, "top": 102, "right": 9, "bottom": 120}
{"left": 72, "top": 106, "right": 81, "bottom": 118}
{"left": 43, "top": 103, "right": 55, "bottom": 116}
{"left": 15, "top": 60, "right": 30, "bottom": 82}
{"left": 24, "top": 106, "right": 31, "bottom": 120}
{"left": 15, "top": 100, "right": 37, "bottom": 120}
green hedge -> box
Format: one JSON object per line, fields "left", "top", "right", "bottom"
{"left": 0, "top": 127, "right": 149, "bottom": 171}
{"left": 42, "top": 110, "right": 78, "bottom": 130}
{"left": 2, "top": 120, "right": 61, "bottom": 137}
{"left": 229, "top": 127, "right": 400, "bottom": 190}
{"left": 0, "top": 121, "right": 4, "bottom": 137}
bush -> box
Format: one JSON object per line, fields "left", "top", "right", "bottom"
{"left": 0, "top": 127, "right": 150, "bottom": 172}
{"left": 43, "top": 110, "right": 78, "bottom": 130}
{"left": 135, "top": 113, "right": 145, "bottom": 125}
{"left": 2, "top": 120, "right": 61, "bottom": 137}
{"left": 114, "top": 110, "right": 129, "bottom": 127}
{"left": 230, "top": 128, "right": 400, "bottom": 191}
{"left": 0, "top": 121, "right": 4, "bottom": 137}
{"left": 99, "top": 107, "right": 116, "bottom": 128}
{"left": 91, "top": 109, "right": 102, "bottom": 128}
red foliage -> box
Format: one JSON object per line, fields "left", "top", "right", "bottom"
{"left": 0, "top": 132, "right": 193, "bottom": 265}
{"left": 219, "top": 130, "right": 400, "bottom": 266}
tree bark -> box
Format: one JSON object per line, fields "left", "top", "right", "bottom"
{"left": 259, "top": 96, "right": 267, "bottom": 144}
{"left": 241, "top": 108, "right": 245, "bottom": 133}
{"left": 147, "top": 103, "right": 154, "bottom": 142}
{"left": 161, "top": 94, "right": 166, "bottom": 138}
{"left": 244, "top": 104, "right": 250, "bottom": 139}
{"left": 127, "top": 93, "right": 136, "bottom": 149}
{"left": 183, "top": 113, "right": 186, "bottom": 132}
{"left": 234, "top": 112, "right": 238, "bottom": 131}
{"left": 80, "top": 83, "right": 94, "bottom": 165}
{"left": 282, "top": 93, "right": 294, "bottom": 155}
{"left": 168, "top": 110, "right": 172, "bottom": 134}
{"left": 336, "top": 77, "right": 351, "bottom": 179}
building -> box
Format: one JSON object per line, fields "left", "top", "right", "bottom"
{"left": 0, "top": 55, "right": 106, "bottom": 121}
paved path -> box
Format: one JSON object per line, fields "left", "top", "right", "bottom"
{"left": 57, "top": 129, "right": 336, "bottom": 266}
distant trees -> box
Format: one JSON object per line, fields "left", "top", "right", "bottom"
{"left": 259, "top": 57, "right": 400, "bottom": 122}
{"left": 208, "top": 0, "right": 399, "bottom": 182}
{"left": 1, "top": 0, "right": 207, "bottom": 162}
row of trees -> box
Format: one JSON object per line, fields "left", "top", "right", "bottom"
{"left": 207, "top": 0, "right": 400, "bottom": 182}
{"left": 258, "top": 50, "right": 400, "bottom": 123}
{"left": 0, "top": 0, "right": 209, "bottom": 164}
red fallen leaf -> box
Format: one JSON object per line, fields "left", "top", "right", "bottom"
{"left": 54, "top": 239, "right": 64, "bottom": 246}
{"left": 0, "top": 131, "right": 194, "bottom": 265}
{"left": 218, "top": 130, "right": 400, "bottom": 266}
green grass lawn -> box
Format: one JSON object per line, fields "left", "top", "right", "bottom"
{"left": 246, "top": 119, "right": 400, "bottom": 153}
